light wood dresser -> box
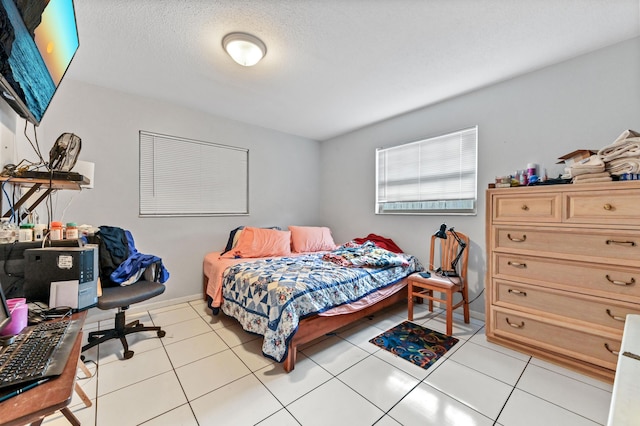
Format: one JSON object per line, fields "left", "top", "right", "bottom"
{"left": 485, "top": 181, "right": 640, "bottom": 382}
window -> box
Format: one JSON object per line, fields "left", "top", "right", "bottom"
{"left": 375, "top": 126, "right": 477, "bottom": 215}
{"left": 139, "top": 131, "right": 248, "bottom": 217}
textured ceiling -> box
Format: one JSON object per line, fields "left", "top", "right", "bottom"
{"left": 66, "top": 0, "right": 640, "bottom": 141}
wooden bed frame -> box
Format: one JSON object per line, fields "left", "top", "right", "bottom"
{"left": 203, "top": 275, "right": 409, "bottom": 372}
{"left": 282, "top": 280, "right": 408, "bottom": 372}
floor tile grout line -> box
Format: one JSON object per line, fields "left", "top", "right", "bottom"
{"left": 492, "top": 356, "right": 531, "bottom": 425}
{"left": 75, "top": 300, "right": 611, "bottom": 425}
{"left": 146, "top": 304, "right": 209, "bottom": 426}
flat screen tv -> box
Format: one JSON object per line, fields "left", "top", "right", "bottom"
{"left": 0, "top": 0, "right": 79, "bottom": 126}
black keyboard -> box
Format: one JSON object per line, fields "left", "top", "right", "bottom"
{"left": 0, "top": 319, "right": 82, "bottom": 390}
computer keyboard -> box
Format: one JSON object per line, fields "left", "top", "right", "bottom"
{"left": 0, "top": 319, "right": 82, "bottom": 390}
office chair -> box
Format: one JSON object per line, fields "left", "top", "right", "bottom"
{"left": 82, "top": 226, "right": 168, "bottom": 359}
{"left": 407, "top": 228, "right": 470, "bottom": 335}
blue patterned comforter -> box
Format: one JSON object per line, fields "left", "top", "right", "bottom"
{"left": 220, "top": 242, "right": 423, "bottom": 362}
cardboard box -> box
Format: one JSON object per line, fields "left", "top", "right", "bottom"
{"left": 556, "top": 149, "right": 597, "bottom": 165}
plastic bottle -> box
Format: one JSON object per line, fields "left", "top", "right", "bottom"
{"left": 33, "top": 224, "right": 46, "bottom": 241}
{"left": 18, "top": 223, "right": 34, "bottom": 242}
{"left": 0, "top": 219, "right": 18, "bottom": 243}
{"left": 0, "top": 218, "right": 11, "bottom": 244}
{"left": 50, "top": 221, "right": 63, "bottom": 241}
{"left": 519, "top": 170, "right": 527, "bottom": 185}
{"left": 65, "top": 222, "right": 79, "bottom": 239}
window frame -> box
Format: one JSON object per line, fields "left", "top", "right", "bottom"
{"left": 139, "top": 131, "right": 249, "bottom": 217}
{"left": 375, "top": 126, "right": 478, "bottom": 215}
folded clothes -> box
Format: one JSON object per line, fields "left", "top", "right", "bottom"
{"left": 606, "top": 157, "right": 640, "bottom": 175}
{"left": 598, "top": 129, "right": 640, "bottom": 162}
{"left": 572, "top": 176, "right": 613, "bottom": 184}
{"left": 572, "top": 171, "right": 611, "bottom": 181}
{"left": 569, "top": 155, "right": 605, "bottom": 177}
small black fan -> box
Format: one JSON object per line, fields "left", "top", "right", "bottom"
{"left": 49, "top": 133, "right": 82, "bottom": 171}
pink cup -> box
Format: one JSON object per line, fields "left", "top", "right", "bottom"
{"left": 1, "top": 298, "right": 28, "bottom": 336}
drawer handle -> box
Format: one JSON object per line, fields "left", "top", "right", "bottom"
{"left": 603, "top": 203, "right": 613, "bottom": 211}
{"left": 507, "top": 261, "right": 527, "bottom": 269}
{"left": 508, "top": 289, "right": 527, "bottom": 296}
{"left": 521, "top": 205, "right": 529, "bottom": 211}
{"left": 606, "top": 309, "right": 626, "bottom": 322}
{"left": 606, "top": 239, "right": 636, "bottom": 247}
{"left": 604, "top": 343, "right": 619, "bottom": 356}
{"left": 507, "top": 234, "right": 527, "bottom": 242}
{"left": 605, "top": 275, "right": 636, "bottom": 286}
{"left": 505, "top": 318, "right": 524, "bottom": 328}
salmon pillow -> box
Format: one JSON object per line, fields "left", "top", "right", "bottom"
{"left": 289, "top": 226, "right": 338, "bottom": 253}
{"left": 221, "top": 226, "right": 291, "bottom": 258}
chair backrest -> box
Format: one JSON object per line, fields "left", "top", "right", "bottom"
{"left": 428, "top": 229, "right": 470, "bottom": 282}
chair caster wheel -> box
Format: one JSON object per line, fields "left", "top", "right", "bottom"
{"left": 123, "top": 350, "right": 134, "bottom": 359}
{"left": 157, "top": 330, "right": 166, "bottom": 338}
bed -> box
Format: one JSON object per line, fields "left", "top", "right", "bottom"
{"left": 202, "top": 226, "right": 422, "bottom": 371}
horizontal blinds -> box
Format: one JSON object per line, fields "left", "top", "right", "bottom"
{"left": 376, "top": 126, "right": 477, "bottom": 214}
{"left": 140, "top": 131, "right": 248, "bottom": 216}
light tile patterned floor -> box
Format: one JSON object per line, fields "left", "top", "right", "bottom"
{"left": 42, "top": 299, "right": 613, "bottom": 425}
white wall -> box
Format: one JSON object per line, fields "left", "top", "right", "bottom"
{"left": 2, "top": 80, "right": 321, "bottom": 303}
{"left": 1, "top": 37, "right": 639, "bottom": 314}
{"left": 320, "top": 37, "right": 640, "bottom": 316}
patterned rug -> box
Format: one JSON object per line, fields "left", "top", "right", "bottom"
{"left": 369, "top": 321, "right": 459, "bottom": 370}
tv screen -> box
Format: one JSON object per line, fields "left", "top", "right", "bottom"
{"left": 0, "top": 0, "right": 79, "bottom": 125}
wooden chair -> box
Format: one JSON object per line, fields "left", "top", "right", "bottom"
{"left": 407, "top": 229, "right": 470, "bottom": 335}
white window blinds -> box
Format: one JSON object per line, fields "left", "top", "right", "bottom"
{"left": 376, "top": 126, "right": 477, "bottom": 214}
{"left": 139, "top": 131, "right": 248, "bottom": 216}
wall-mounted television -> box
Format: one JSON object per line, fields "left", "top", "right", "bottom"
{"left": 0, "top": 0, "right": 79, "bottom": 126}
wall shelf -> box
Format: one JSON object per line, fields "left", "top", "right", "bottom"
{"left": 0, "top": 176, "right": 89, "bottom": 221}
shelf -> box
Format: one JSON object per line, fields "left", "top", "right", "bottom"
{"left": 0, "top": 175, "right": 89, "bottom": 221}
{"left": 0, "top": 176, "right": 89, "bottom": 191}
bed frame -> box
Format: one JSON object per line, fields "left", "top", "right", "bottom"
{"left": 282, "top": 280, "right": 408, "bottom": 372}
{"left": 203, "top": 275, "right": 409, "bottom": 372}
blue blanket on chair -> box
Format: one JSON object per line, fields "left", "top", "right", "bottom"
{"left": 110, "top": 230, "right": 170, "bottom": 284}
{"left": 95, "top": 226, "right": 169, "bottom": 285}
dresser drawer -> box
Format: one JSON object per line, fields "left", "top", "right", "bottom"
{"left": 493, "top": 226, "right": 640, "bottom": 266}
{"left": 565, "top": 189, "right": 640, "bottom": 226}
{"left": 494, "top": 253, "right": 640, "bottom": 303}
{"left": 492, "top": 193, "right": 561, "bottom": 223}
{"left": 493, "top": 308, "right": 621, "bottom": 370}
{"left": 493, "top": 279, "right": 640, "bottom": 332}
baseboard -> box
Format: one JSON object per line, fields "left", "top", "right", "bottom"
{"left": 84, "top": 293, "right": 486, "bottom": 325}
{"left": 84, "top": 293, "right": 204, "bottom": 325}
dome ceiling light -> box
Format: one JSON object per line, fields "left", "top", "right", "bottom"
{"left": 222, "top": 32, "right": 267, "bottom": 67}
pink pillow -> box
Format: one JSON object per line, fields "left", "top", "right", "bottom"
{"left": 289, "top": 226, "right": 338, "bottom": 253}
{"left": 221, "top": 226, "right": 291, "bottom": 258}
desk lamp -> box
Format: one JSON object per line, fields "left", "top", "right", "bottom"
{"left": 434, "top": 223, "right": 467, "bottom": 277}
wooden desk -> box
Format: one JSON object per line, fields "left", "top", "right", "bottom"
{"left": 0, "top": 311, "right": 87, "bottom": 426}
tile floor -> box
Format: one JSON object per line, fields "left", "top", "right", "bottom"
{"left": 43, "top": 299, "right": 613, "bottom": 426}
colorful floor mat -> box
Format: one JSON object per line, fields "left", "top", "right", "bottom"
{"left": 369, "top": 321, "right": 459, "bottom": 370}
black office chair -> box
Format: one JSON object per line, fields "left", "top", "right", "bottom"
{"left": 82, "top": 281, "right": 166, "bottom": 359}
{"left": 81, "top": 226, "right": 169, "bottom": 359}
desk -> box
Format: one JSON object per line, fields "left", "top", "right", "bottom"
{"left": 0, "top": 311, "right": 87, "bottom": 426}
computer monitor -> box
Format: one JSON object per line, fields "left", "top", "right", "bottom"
{"left": 0, "top": 283, "right": 11, "bottom": 334}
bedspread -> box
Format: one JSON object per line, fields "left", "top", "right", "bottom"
{"left": 220, "top": 244, "right": 422, "bottom": 362}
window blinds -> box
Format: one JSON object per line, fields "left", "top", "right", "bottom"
{"left": 139, "top": 131, "right": 248, "bottom": 216}
{"left": 376, "top": 126, "right": 477, "bottom": 214}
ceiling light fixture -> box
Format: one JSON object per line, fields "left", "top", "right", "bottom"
{"left": 222, "top": 32, "right": 267, "bottom": 67}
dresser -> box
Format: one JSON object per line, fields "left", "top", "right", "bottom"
{"left": 485, "top": 181, "right": 640, "bottom": 382}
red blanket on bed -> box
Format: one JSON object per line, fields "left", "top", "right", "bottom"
{"left": 352, "top": 233, "right": 403, "bottom": 253}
